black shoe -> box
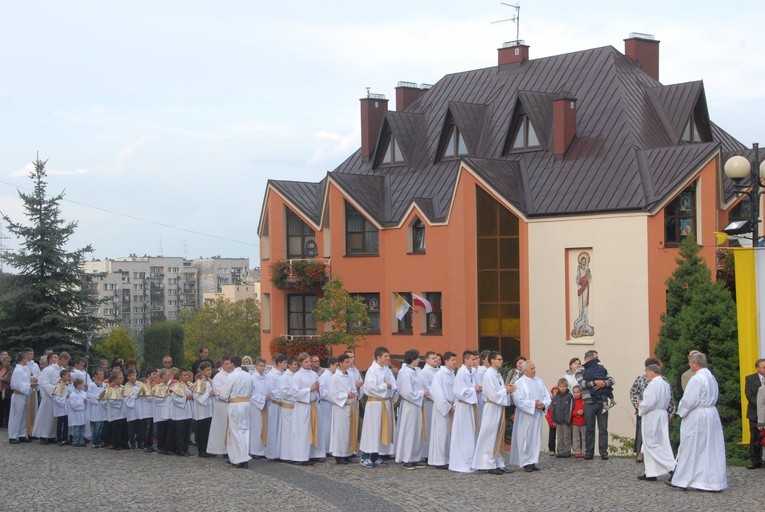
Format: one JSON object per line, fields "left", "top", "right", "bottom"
{"left": 198, "top": 452, "right": 215, "bottom": 458}
{"left": 637, "top": 473, "right": 657, "bottom": 481}
{"left": 523, "top": 464, "right": 535, "bottom": 472}
{"left": 144, "top": 447, "right": 155, "bottom": 453}
{"left": 9, "top": 439, "right": 19, "bottom": 444}
{"left": 403, "top": 462, "right": 416, "bottom": 470}
{"left": 40, "top": 438, "right": 50, "bottom": 445}
{"left": 236, "top": 462, "right": 249, "bottom": 469}
{"left": 414, "top": 461, "right": 427, "bottom": 467}
{"left": 501, "top": 467, "right": 513, "bottom": 473}
{"left": 310, "top": 457, "right": 325, "bottom": 463}
{"left": 601, "top": 454, "right": 609, "bottom": 460}
{"left": 431, "top": 464, "right": 448, "bottom": 470}
{"left": 694, "top": 488, "right": 722, "bottom": 493}
{"left": 555, "top": 453, "right": 571, "bottom": 458}
{"left": 584, "top": 455, "right": 593, "bottom": 460}
{"left": 665, "top": 480, "right": 687, "bottom": 491}
{"left": 18, "top": 437, "right": 29, "bottom": 443}
{"left": 343, "top": 457, "right": 353, "bottom": 463}
{"left": 295, "top": 460, "right": 314, "bottom": 466}
{"left": 335, "top": 458, "right": 349, "bottom": 465}
{"left": 488, "top": 468, "right": 504, "bottom": 475}
{"left": 746, "top": 463, "right": 762, "bottom": 470}
{"left": 176, "top": 452, "right": 191, "bottom": 457}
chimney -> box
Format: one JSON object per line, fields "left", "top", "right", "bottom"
{"left": 624, "top": 33, "right": 660, "bottom": 81}
{"left": 553, "top": 95, "right": 577, "bottom": 156}
{"left": 395, "top": 81, "right": 428, "bottom": 112}
{"left": 360, "top": 93, "right": 389, "bottom": 159}
{"left": 498, "top": 40, "right": 529, "bottom": 66}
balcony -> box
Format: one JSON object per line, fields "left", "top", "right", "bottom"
{"left": 270, "top": 259, "right": 330, "bottom": 291}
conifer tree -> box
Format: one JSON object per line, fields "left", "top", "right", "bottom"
{"left": 655, "top": 238, "right": 742, "bottom": 458}
{"left": 0, "top": 157, "right": 102, "bottom": 353}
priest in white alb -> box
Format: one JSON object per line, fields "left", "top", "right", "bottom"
{"left": 509, "top": 360, "right": 551, "bottom": 472}
{"left": 667, "top": 352, "right": 727, "bottom": 492}
{"left": 265, "top": 354, "right": 286, "bottom": 460}
{"left": 318, "top": 357, "right": 337, "bottom": 455}
{"left": 359, "top": 347, "right": 397, "bottom": 467}
{"left": 418, "top": 351, "right": 439, "bottom": 459}
{"left": 449, "top": 350, "right": 481, "bottom": 473}
{"left": 290, "top": 353, "right": 322, "bottom": 464}
{"left": 472, "top": 351, "right": 515, "bottom": 474}
{"left": 32, "top": 352, "right": 65, "bottom": 443}
{"left": 636, "top": 364, "right": 674, "bottom": 481}
{"left": 279, "top": 356, "right": 299, "bottom": 461}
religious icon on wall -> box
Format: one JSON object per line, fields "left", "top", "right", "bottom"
{"left": 570, "top": 251, "right": 594, "bottom": 338}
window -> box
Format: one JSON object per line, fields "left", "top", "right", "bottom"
{"left": 729, "top": 197, "right": 751, "bottom": 223}
{"left": 411, "top": 218, "right": 426, "bottom": 254}
{"left": 286, "top": 208, "right": 316, "bottom": 259}
{"left": 476, "top": 187, "right": 521, "bottom": 363}
{"left": 508, "top": 113, "right": 540, "bottom": 151}
{"left": 395, "top": 292, "right": 413, "bottom": 334}
{"left": 261, "top": 210, "right": 271, "bottom": 260}
{"left": 381, "top": 135, "right": 404, "bottom": 164}
{"left": 262, "top": 293, "right": 271, "bottom": 331}
{"left": 681, "top": 116, "right": 702, "bottom": 143}
{"left": 287, "top": 294, "right": 317, "bottom": 335}
{"left": 350, "top": 293, "right": 380, "bottom": 334}
{"left": 664, "top": 183, "right": 696, "bottom": 245}
{"left": 345, "top": 202, "right": 379, "bottom": 255}
{"left": 425, "top": 292, "right": 442, "bottom": 334}
{"left": 443, "top": 124, "right": 468, "bottom": 158}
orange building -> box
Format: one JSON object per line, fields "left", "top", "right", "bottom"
{"left": 258, "top": 34, "right": 752, "bottom": 432}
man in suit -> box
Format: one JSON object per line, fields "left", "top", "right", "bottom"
{"left": 745, "top": 358, "right": 765, "bottom": 469}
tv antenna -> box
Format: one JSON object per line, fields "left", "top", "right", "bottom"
{"left": 491, "top": 2, "right": 521, "bottom": 45}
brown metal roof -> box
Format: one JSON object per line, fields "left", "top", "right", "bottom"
{"left": 270, "top": 44, "right": 743, "bottom": 226}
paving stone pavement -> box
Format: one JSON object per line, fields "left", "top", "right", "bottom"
{"left": 0, "top": 439, "right": 761, "bottom": 512}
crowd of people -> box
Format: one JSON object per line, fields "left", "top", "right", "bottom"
{"left": 0, "top": 345, "right": 739, "bottom": 491}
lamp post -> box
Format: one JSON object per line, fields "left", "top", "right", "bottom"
{"left": 724, "top": 143, "right": 765, "bottom": 246}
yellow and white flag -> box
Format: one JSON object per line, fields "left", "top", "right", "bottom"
{"left": 394, "top": 293, "right": 411, "bottom": 321}
{"left": 732, "top": 247, "right": 765, "bottom": 443}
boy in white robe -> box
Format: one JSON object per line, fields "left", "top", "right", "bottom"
{"left": 278, "top": 356, "right": 298, "bottom": 461}
{"left": 637, "top": 364, "right": 674, "bottom": 480}
{"left": 206, "top": 360, "right": 232, "bottom": 456}
{"left": 32, "top": 352, "right": 65, "bottom": 443}
{"left": 327, "top": 354, "right": 358, "bottom": 463}
{"left": 8, "top": 353, "right": 37, "bottom": 443}
{"left": 418, "top": 351, "right": 439, "bottom": 460}
{"left": 359, "top": 347, "right": 397, "bottom": 467}
{"left": 449, "top": 351, "right": 481, "bottom": 472}
{"left": 428, "top": 352, "right": 458, "bottom": 468}
{"left": 67, "top": 378, "right": 88, "bottom": 446}
{"left": 52, "top": 369, "right": 71, "bottom": 445}
{"left": 193, "top": 362, "right": 215, "bottom": 457}
{"left": 668, "top": 352, "right": 727, "bottom": 492}
{"left": 249, "top": 357, "right": 269, "bottom": 458}
{"left": 220, "top": 355, "right": 253, "bottom": 468}
{"left": 472, "top": 351, "right": 515, "bottom": 473}
{"left": 318, "top": 357, "right": 337, "bottom": 455}
{"left": 394, "top": 349, "right": 424, "bottom": 468}
{"left": 509, "top": 360, "right": 551, "bottom": 472}
{"left": 265, "top": 355, "right": 287, "bottom": 460}
{"left": 87, "top": 369, "right": 106, "bottom": 447}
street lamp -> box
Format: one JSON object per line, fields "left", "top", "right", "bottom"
{"left": 723, "top": 143, "right": 765, "bottom": 246}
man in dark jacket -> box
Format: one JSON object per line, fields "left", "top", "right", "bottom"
{"left": 744, "top": 358, "right": 765, "bottom": 469}
{"left": 575, "top": 350, "right": 615, "bottom": 460}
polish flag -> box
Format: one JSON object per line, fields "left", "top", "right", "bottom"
{"left": 411, "top": 293, "right": 433, "bottom": 313}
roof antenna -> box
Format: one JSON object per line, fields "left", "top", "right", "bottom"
{"left": 365, "top": 87, "right": 371, "bottom": 98}
{"left": 491, "top": 2, "right": 521, "bottom": 45}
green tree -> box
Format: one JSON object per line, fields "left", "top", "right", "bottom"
{"left": 314, "top": 276, "right": 368, "bottom": 350}
{"left": 182, "top": 297, "right": 260, "bottom": 365}
{"left": 141, "top": 320, "right": 185, "bottom": 370}
{"left": 98, "top": 327, "right": 137, "bottom": 362}
{"left": 0, "top": 157, "right": 102, "bottom": 354}
{"left": 654, "top": 239, "right": 742, "bottom": 459}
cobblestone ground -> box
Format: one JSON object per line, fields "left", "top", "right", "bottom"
{"left": 0, "top": 439, "right": 760, "bottom": 512}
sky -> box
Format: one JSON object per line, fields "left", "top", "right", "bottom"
{"left": 1, "top": 1, "right": 763, "bottom": 271}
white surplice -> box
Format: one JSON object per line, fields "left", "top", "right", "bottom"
{"left": 290, "top": 367, "right": 322, "bottom": 461}
{"left": 509, "top": 375, "right": 550, "bottom": 468}
{"left": 394, "top": 365, "right": 424, "bottom": 463}
{"left": 67, "top": 389, "right": 88, "bottom": 427}
{"left": 249, "top": 370, "right": 268, "bottom": 456}
{"left": 476, "top": 364, "right": 488, "bottom": 424}
{"left": 418, "top": 363, "right": 438, "bottom": 457}
{"left": 220, "top": 367, "right": 253, "bottom": 465}
{"left": 8, "top": 363, "right": 32, "bottom": 440}
{"left": 327, "top": 370, "right": 355, "bottom": 457}
{"left": 206, "top": 369, "right": 231, "bottom": 455}
{"left": 449, "top": 365, "right": 479, "bottom": 472}
{"left": 427, "top": 366, "right": 455, "bottom": 466}
{"left": 472, "top": 367, "right": 508, "bottom": 470}
{"left": 359, "top": 361, "right": 397, "bottom": 456}
{"left": 672, "top": 368, "right": 727, "bottom": 491}
{"left": 637, "top": 376, "right": 675, "bottom": 477}
{"left": 265, "top": 368, "right": 283, "bottom": 460}
{"left": 32, "top": 363, "right": 61, "bottom": 439}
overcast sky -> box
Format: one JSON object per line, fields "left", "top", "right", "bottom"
{"left": 1, "top": 0, "right": 763, "bottom": 270}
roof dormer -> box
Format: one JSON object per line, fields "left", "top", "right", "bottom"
{"left": 436, "top": 102, "right": 489, "bottom": 162}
